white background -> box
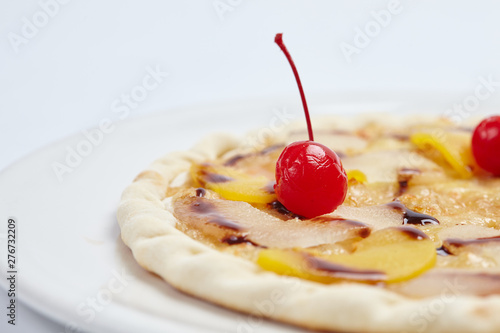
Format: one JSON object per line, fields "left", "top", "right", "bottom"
{"left": 2, "top": 0, "right": 500, "bottom": 332}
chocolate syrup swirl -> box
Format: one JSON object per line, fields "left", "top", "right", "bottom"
{"left": 386, "top": 200, "right": 440, "bottom": 226}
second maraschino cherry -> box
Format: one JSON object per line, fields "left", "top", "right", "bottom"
{"left": 472, "top": 115, "right": 500, "bottom": 175}
{"left": 273, "top": 33, "right": 347, "bottom": 219}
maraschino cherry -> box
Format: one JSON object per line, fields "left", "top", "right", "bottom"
{"left": 472, "top": 115, "right": 500, "bottom": 175}
{"left": 273, "top": 33, "right": 347, "bottom": 219}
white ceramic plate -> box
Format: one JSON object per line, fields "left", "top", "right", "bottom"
{"left": 0, "top": 96, "right": 487, "bottom": 333}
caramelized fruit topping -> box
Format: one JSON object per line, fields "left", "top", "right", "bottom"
{"left": 257, "top": 227, "right": 437, "bottom": 283}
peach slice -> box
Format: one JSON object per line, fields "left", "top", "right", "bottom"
{"left": 257, "top": 226, "right": 437, "bottom": 283}
{"left": 410, "top": 130, "right": 475, "bottom": 178}
{"left": 191, "top": 163, "right": 276, "bottom": 204}
{"left": 346, "top": 169, "right": 367, "bottom": 184}
{"left": 257, "top": 245, "right": 385, "bottom": 284}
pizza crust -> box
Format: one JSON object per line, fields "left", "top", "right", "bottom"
{"left": 117, "top": 120, "right": 500, "bottom": 333}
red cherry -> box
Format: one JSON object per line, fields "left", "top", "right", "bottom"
{"left": 472, "top": 115, "right": 500, "bottom": 175}
{"left": 275, "top": 141, "right": 348, "bottom": 218}
{"left": 273, "top": 33, "right": 347, "bottom": 218}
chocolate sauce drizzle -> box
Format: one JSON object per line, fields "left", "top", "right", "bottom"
{"left": 445, "top": 236, "right": 500, "bottom": 248}
{"left": 223, "top": 144, "right": 284, "bottom": 167}
{"left": 386, "top": 200, "right": 440, "bottom": 226}
{"left": 396, "top": 226, "right": 430, "bottom": 240}
{"left": 439, "top": 236, "right": 500, "bottom": 256}
{"left": 195, "top": 188, "right": 206, "bottom": 197}
{"left": 268, "top": 201, "right": 303, "bottom": 220}
{"left": 223, "top": 154, "right": 245, "bottom": 167}
{"left": 203, "top": 171, "right": 233, "bottom": 183}
{"left": 222, "top": 235, "right": 261, "bottom": 247}
{"left": 436, "top": 245, "right": 452, "bottom": 256}
{"left": 260, "top": 144, "right": 284, "bottom": 155}
{"left": 190, "top": 198, "right": 245, "bottom": 231}
{"left": 389, "top": 133, "right": 410, "bottom": 141}
{"left": 395, "top": 168, "right": 421, "bottom": 197}
{"left": 306, "top": 254, "right": 386, "bottom": 281}
{"left": 309, "top": 216, "right": 371, "bottom": 238}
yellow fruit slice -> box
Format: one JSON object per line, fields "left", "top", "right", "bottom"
{"left": 257, "top": 227, "right": 437, "bottom": 283}
{"left": 410, "top": 130, "right": 474, "bottom": 178}
{"left": 191, "top": 163, "right": 276, "bottom": 204}
{"left": 257, "top": 249, "right": 360, "bottom": 283}
{"left": 335, "top": 227, "right": 437, "bottom": 282}
{"left": 346, "top": 169, "right": 367, "bottom": 184}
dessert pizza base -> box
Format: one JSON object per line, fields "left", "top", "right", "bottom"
{"left": 117, "top": 114, "right": 500, "bottom": 333}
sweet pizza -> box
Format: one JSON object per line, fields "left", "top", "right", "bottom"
{"left": 117, "top": 112, "right": 500, "bottom": 333}
{"left": 117, "top": 34, "right": 500, "bottom": 332}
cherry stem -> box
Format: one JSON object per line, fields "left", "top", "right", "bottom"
{"left": 275, "top": 33, "right": 314, "bottom": 141}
